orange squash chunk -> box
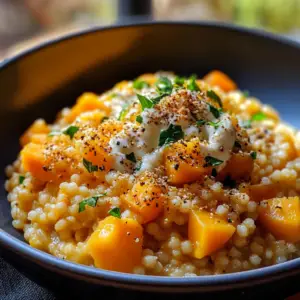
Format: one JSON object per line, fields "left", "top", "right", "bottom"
{"left": 247, "top": 183, "right": 279, "bottom": 202}
{"left": 21, "top": 143, "right": 55, "bottom": 181}
{"left": 258, "top": 197, "right": 300, "bottom": 243}
{"left": 122, "top": 178, "right": 165, "bottom": 224}
{"left": 188, "top": 210, "right": 236, "bottom": 259}
{"left": 20, "top": 119, "right": 50, "bottom": 147}
{"left": 136, "top": 73, "right": 157, "bottom": 85}
{"left": 87, "top": 216, "right": 143, "bottom": 273}
{"left": 217, "top": 153, "right": 254, "bottom": 181}
{"left": 66, "top": 92, "right": 110, "bottom": 123}
{"left": 76, "top": 121, "right": 122, "bottom": 173}
{"left": 203, "top": 70, "right": 237, "bottom": 92}
{"left": 21, "top": 142, "right": 72, "bottom": 182}
{"left": 164, "top": 141, "right": 211, "bottom": 185}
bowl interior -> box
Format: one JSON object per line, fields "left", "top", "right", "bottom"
{"left": 0, "top": 22, "right": 300, "bottom": 287}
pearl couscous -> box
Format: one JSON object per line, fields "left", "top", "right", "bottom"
{"left": 5, "top": 70, "right": 300, "bottom": 276}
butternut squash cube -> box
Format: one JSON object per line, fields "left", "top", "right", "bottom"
{"left": 247, "top": 183, "right": 279, "bottom": 202}
{"left": 203, "top": 70, "right": 237, "bottom": 92}
{"left": 188, "top": 210, "right": 236, "bottom": 259}
{"left": 122, "top": 178, "right": 165, "bottom": 224}
{"left": 20, "top": 119, "right": 50, "bottom": 147}
{"left": 66, "top": 92, "right": 110, "bottom": 123}
{"left": 87, "top": 216, "right": 143, "bottom": 273}
{"left": 164, "top": 141, "right": 211, "bottom": 185}
{"left": 217, "top": 153, "right": 254, "bottom": 181}
{"left": 21, "top": 142, "right": 72, "bottom": 182}
{"left": 258, "top": 197, "right": 300, "bottom": 243}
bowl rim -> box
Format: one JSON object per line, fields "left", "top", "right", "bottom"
{"left": 0, "top": 21, "right": 300, "bottom": 289}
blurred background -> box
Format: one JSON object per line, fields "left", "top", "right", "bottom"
{"left": 1, "top": 0, "right": 300, "bottom": 58}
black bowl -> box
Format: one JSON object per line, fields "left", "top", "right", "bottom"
{"left": 0, "top": 22, "right": 300, "bottom": 297}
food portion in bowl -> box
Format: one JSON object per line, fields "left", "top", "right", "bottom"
{"left": 5, "top": 70, "right": 300, "bottom": 276}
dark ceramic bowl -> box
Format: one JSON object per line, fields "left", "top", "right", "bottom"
{"left": 0, "top": 22, "right": 300, "bottom": 298}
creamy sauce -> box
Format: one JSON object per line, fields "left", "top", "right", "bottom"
{"left": 108, "top": 77, "right": 236, "bottom": 173}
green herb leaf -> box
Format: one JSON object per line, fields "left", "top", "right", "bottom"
{"left": 48, "top": 131, "right": 61, "bottom": 137}
{"left": 196, "top": 119, "right": 206, "bottom": 126}
{"left": 204, "top": 156, "right": 223, "bottom": 167}
{"left": 108, "top": 207, "right": 121, "bottom": 218}
{"left": 137, "top": 94, "right": 154, "bottom": 111}
{"left": 211, "top": 168, "right": 217, "bottom": 177}
{"left": 110, "top": 92, "right": 117, "bottom": 98}
{"left": 156, "top": 77, "right": 173, "bottom": 94}
{"left": 159, "top": 124, "right": 184, "bottom": 147}
{"left": 250, "top": 151, "right": 257, "bottom": 160}
{"left": 118, "top": 105, "right": 129, "bottom": 121}
{"left": 63, "top": 126, "right": 79, "bottom": 139}
{"left": 243, "top": 90, "right": 250, "bottom": 97}
{"left": 19, "top": 175, "right": 25, "bottom": 185}
{"left": 133, "top": 80, "right": 149, "bottom": 90}
{"left": 251, "top": 112, "right": 267, "bottom": 122}
{"left": 209, "top": 104, "right": 222, "bottom": 119}
{"left": 135, "top": 161, "right": 142, "bottom": 172}
{"left": 174, "top": 76, "right": 185, "bottom": 86}
{"left": 83, "top": 158, "right": 98, "bottom": 173}
{"left": 151, "top": 93, "right": 168, "bottom": 104}
{"left": 101, "top": 116, "right": 109, "bottom": 123}
{"left": 207, "top": 90, "right": 223, "bottom": 107}
{"left": 240, "top": 120, "right": 251, "bottom": 128}
{"left": 78, "top": 193, "right": 106, "bottom": 213}
{"left": 126, "top": 152, "right": 137, "bottom": 163}
{"left": 136, "top": 115, "right": 143, "bottom": 123}
{"left": 207, "top": 121, "right": 221, "bottom": 129}
{"left": 187, "top": 75, "right": 200, "bottom": 92}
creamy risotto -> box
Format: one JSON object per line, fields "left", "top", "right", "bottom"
{"left": 5, "top": 71, "right": 300, "bottom": 276}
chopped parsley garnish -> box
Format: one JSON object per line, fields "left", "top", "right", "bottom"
{"left": 78, "top": 194, "right": 106, "bottom": 213}
{"left": 187, "top": 75, "right": 200, "bottom": 92}
{"left": 118, "top": 104, "right": 129, "bottom": 121}
{"left": 110, "top": 92, "right": 117, "bottom": 98}
{"left": 251, "top": 112, "right": 267, "bottom": 122}
{"left": 234, "top": 141, "right": 242, "bottom": 149}
{"left": 133, "top": 79, "right": 149, "bottom": 90}
{"left": 126, "top": 152, "right": 137, "bottom": 163}
{"left": 243, "top": 90, "right": 250, "bottom": 97}
{"left": 196, "top": 119, "right": 206, "bottom": 126}
{"left": 135, "top": 161, "right": 142, "bottom": 172}
{"left": 211, "top": 168, "right": 217, "bottom": 177}
{"left": 137, "top": 94, "right": 154, "bottom": 111}
{"left": 101, "top": 116, "right": 109, "bottom": 123}
{"left": 204, "top": 156, "right": 223, "bottom": 167}
{"left": 83, "top": 158, "right": 98, "bottom": 173}
{"left": 63, "top": 125, "right": 79, "bottom": 139}
{"left": 223, "top": 176, "right": 236, "bottom": 188}
{"left": 250, "top": 151, "right": 257, "bottom": 160}
{"left": 159, "top": 124, "right": 184, "bottom": 147}
{"left": 174, "top": 76, "right": 185, "bottom": 86}
{"left": 108, "top": 207, "right": 121, "bottom": 218}
{"left": 241, "top": 112, "right": 266, "bottom": 128}
{"left": 156, "top": 77, "right": 173, "bottom": 94}
{"left": 19, "top": 175, "right": 25, "bottom": 185}
{"left": 207, "top": 121, "right": 221, "bottom": 129}
{"left": 240, "top": 120, "right": 251, "bottom": 128}
{"left": 196, "top": 119, "right": 220, "bottom": 128}
{"left": 207, "top": 90, "right": 223, "bottom": 107}
{"left": 152, "top": 93, "right": 168, "bottom": 104}
{"left": 48, "top": 131, "right": 61, "bottom": 137}
{"left": 209, "top": 104, "right": 222, "bottom": 119}
{"left": 136, "top": 115, "right": 143, "bottom": 123}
